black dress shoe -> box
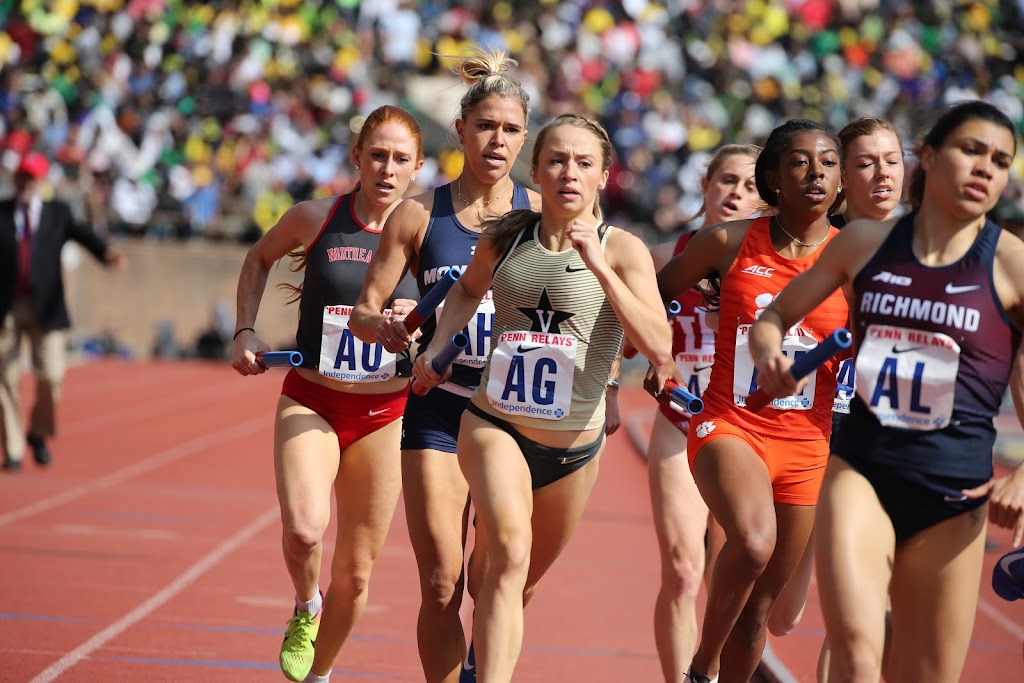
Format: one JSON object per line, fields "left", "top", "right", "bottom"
{"left": 3, "top": 456, "right": 22, "bottom": 471}
{"left": 27, "top": 434, "right": 51, "bottom": 466}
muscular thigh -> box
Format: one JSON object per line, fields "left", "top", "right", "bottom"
{"left": 887, "top": 504, "right": 987, "bottom": 683}
{"left": 333, "top": 419, "right": 404, "bottom": 563}
{"left": 402, "top": 447, "right": 471, "bottom": 572}
{"left": 275, "top": 395, "right": 341, "bottom": 531}
{"left": 528, "top": 446, "right": 602, "bottom": 587}
{"left": 815, "top": 457, "right": 894, "bottom": 652}
{"left": 648, "top": 410, "right": 708, "bottom": 559}
{"left": 456, "top": 411, "right": 532, "bottom": 541}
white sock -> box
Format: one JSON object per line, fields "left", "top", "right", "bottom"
{"left": 296, "top": 588, "right": 322, "bottom": 616}
{"left": 302, "top": 672, "right": 329, "bottom": 683}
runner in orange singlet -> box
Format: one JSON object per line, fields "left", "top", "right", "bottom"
{"left": 651, "top": 119, "right": 848, "bottom": 683}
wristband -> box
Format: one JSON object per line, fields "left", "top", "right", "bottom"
{"left": 233, "top": 327, "right": 255, "bottom": 340}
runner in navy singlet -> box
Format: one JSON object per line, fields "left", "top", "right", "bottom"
{"left": 350, "top": 48, "right": 539, "bottom": 683}
{"left": 232, "top": 106, "right": 423, "bottom": 683}
{"left": 750, "top": 101, "right": 1024, "bottom": 683}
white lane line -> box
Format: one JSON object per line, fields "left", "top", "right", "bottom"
{"left": 0, "top": 417, "right": 266, "bottom": 528}
{"left": 976, "top": 595, "right": 1024, "bottom": 641}
{"left": 760, "top": 640, "right": 801, "bottom": 683}
{"left": 27, "top": 506, "right": 279, "bottom": 682}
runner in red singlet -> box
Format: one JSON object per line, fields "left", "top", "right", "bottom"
{"left": 643, "top": 145, "right": 761, "bottom": 682}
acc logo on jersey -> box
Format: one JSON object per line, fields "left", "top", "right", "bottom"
{"left": 695, "top": 421, "right": 716, "bottom": 438}
{"left": 742, "top": 265, "right": 775, "bottom": 278}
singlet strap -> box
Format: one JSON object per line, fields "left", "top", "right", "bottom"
{"left": 430, "top": 184, "right": 455, "bottom": 218}
{"left": 493, "top": 223, "right": 533, "bottom": 277}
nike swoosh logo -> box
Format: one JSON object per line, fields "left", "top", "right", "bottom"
{"left": 1000, "top": 548, "right": 1024, "bottom": 579}
{"left": 560, "top": 452, "right": 592, "bottom": 465}
{"left": 565, "top": 265, "right": 588, "bottom": 273}
{"left": 368, "top": 408, "right": 390, "bottom": 416}
{"left": 945, "top": 283, "right": 981, "bottom": 294}
{"left": 517, "top": 345, "right": 544, "bottom": 353}
{"left": 891, "top": 344, "right": 926, "bottom": 354}
{"left": 694, "top": 365, "right": 713, "bottom": 373}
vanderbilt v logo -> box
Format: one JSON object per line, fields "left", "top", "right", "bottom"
{"left": 536, "top": 309, "right": 554, "bottom": 333}
{"left": 518, "top": 288, "right": 574, "bottom": 334}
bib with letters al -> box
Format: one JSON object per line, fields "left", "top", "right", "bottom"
{"left": 733, "top": 323, "right": 819, "bottom": 410}
{"left": 435, "top": 291, "right": 495, "bottom": 369}
{"left": 855, "top": 324, "right": 959, "bottom": 430}
{"left": 486, "top": 330, "right": 576, "bottom": 420}
{"left": 319, "top": 305, "right": 397, "bottom": 382}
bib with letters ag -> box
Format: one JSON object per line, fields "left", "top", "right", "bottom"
{"left": 733, "top": 323, "right": 819, "bottom": 410}
{"left": 319, "top": 305, "right": 396, "bottom": 382}
{"left": 486, "top": 330, "right": 576, "bottom": 420}
{"left": 855, "top": 324, "right": 959, "bottom": 430}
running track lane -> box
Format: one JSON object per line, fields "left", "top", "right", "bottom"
{"left": 0, "top": 360, "right": 669, "bottom": 682}
{"left": 624, "top": 393, "right": 1024, "bottom": 682}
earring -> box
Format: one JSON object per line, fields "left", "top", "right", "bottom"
{"left": 354, "top": 165, "right": 360, "bottom": 170}
{"left": 774, "top": 187, "right": 781, "bottom": 193}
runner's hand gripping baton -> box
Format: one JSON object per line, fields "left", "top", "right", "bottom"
{"left": 745, "top": 328, "right": 852, "bottom": 413}
{"left": 657, "top": 378, "right": 704, "bottom": 414}
{"left": 258, "top": 351, "right": 304, "bottom": 368}
{"left": 402, "top": 268, "right": 461, "bottom": 334}
{"left": 411, "top": 333, "right": 470, "bottom": 396}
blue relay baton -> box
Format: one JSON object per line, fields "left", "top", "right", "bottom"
{"left": 746, "top": 328, "right": 852, "bottom": 413}
{"left": 657, "top": 378, "right": 704, "bottom": 414}
{"left": 258, "top": 350, "right": 304, "bottom": 368}
{"left": 411, "top": 333, "right": 471, "bottom": 396}
{"left": 403, "top": 268, "right": 460, "bottom": 334}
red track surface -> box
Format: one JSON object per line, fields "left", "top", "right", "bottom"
{"left": 0, "top": 360, "right": 1021, "bottom": 682}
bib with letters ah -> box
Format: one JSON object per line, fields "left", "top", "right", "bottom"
{"left": 733, "top": 323, "right": 820, "bottom": 410}
{"left": 486, "top": 330, "right": 576, "bottom": 420}
{"left": 855, "top": 324, "right": 959, "bottom": 431}
{"left": 435, "top": 291, "right": 495, "bottom": 369}
{"left": 319, "top": 305, "right": 397, "bottom": 382}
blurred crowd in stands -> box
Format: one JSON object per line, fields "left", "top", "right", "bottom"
{"left": 1, "top": 0, "right": 1023, "bottom": 244}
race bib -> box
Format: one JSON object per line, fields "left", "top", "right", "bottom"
{"left": 833, "top": 358, "right": 855, "bottom": 414}
{"left": 733, "top": 323, "right": 819, "bottom": 410}
{"left": 319, "top": 305, "right": 397, "bottom": 382}
{"left": 674, "top": 307, "right": 715, "bottom": 399}
{"left": 486, "top": 330, "right": 576, "bottom": 420}
{"left": 675, "top": 351, "right": 714, "bottom": 401}
{"left": 855, "top": 324, "right": 959, "bottom": 430}
{"left": 436, "top": 291, "right": 494, "bottom": 369}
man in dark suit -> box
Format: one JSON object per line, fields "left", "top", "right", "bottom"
{"left": 0, "top": 152, "right": 125, "bottom": 470}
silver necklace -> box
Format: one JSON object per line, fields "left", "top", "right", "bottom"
{"left": 773, "top": 215, "right": 828, "bottom": 248}
{"left": 456, "top": 177, "right": 510, "bottom": 209}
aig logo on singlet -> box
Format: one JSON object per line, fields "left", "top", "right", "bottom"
{"left": 872, "top": 271, "right": 913, "bottom": 287}
{"left": 742, "top": 265, "right": 775, "bottom": 278}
